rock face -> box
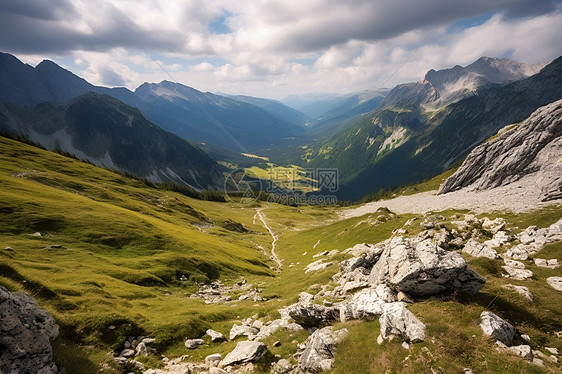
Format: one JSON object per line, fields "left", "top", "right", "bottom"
{"left": 439, "top": 99, "right": 562, "bottom": 201}
{"left": 286, "top": 303, "right": 340, "bottom": 328}
{"left": 479, "top": 311, "right": 515, "bottom": 345}
{"left": 546, "top": 276, "right": 562, "bottom": 291}
{"left": 369, "top": 236, "right": 485, "bottom": 296}
{"left": 0, "top": 286, "right": 62, "bottom": 374}
{"left": 339, "top": 284, "right": 397, "bottom": 322}
{"left": 220, "top": 341, "right": 268, "bottom": 367}
{"left": 298, "top": 327, "right": 348, "bottom": 373}
{"left": 379, "top": 302, "right": 426, "bottom": 343}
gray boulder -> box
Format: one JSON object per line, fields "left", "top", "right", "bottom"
{"left": 184, "top": 338, "right": 205, "bottom": 349}
{"left": 462, "top": 239, "right": 499, "bottom": 259}
{"left": 339, "top": 284, "right": 397, "bottom": 322}
{"left": 0, "top": 286, "right": 62, "bottom": 374}
{"left": 298, "top": 327, "right": 348, "bottom": 373}
{"left": 287, "top": 303, "right": 340, "bottom": 328}
{"left": 206, "top": 329, "right": 226, "bottom": 342}
{"left": 369, "top": 237, "right": 485, "bottom": 296}
{"left": 379, "top": 302, "right": 426, "bottom": 343}
{"left": 438, "top": 99, "right": 562, "bottom": 201}
{"left": 546, "top": 276, "right": 562, "bottom": 291}
{"left": 229, "top": 324, "right": 259, "bottom": 340}
{"left": 480, "top": 311, "right": 515, "bottom": 345}
{"left": 221, "top": 341, "right": 268, "bottom": 367}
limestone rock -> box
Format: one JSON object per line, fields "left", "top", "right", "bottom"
{"left": 287, "top": 302, "right": 340, "bottom": 328}
{"left": 0, "top": 286, "right": 62, "bottom": 374}
{"left": 206, "top": 329, "right": 226, "bottom": 342}
{"left": 229, "top": 324, "right": 259, "bottom": 341}
{"left": 546, "top": 276, "right": 562, "bottom": 291}
{"left": 339, "top": 284, "right": 397, "bottom": 322}
{"left": 438, "top": 99, "right": 562, "bottom": 201}
{"left": 221, "top": 341, "right": 268, "bottom": 367}
{"left": 480, "top": 311, "right": 515, "bottom": 345}
{"left": 379, "top": 302, "right": 426, "bottom": 343}
{"left": 184, "top": 339, "right": 205, "bottom": 349}
{"left": 462, "top": 239, "right": 499, "bottom": 259}
{"left": 304, "top": 260, "right": 334, "bottom": 273}
{"left": 534, "top": 258, "right": 558, "bottom": 269}
{"left": 205, "top": 353, "right": 222, "bottom": 367}
{"left": 298, "top": 327, "right": 348, "bottom": 373}
{"left": 369, "top": 236, "right": 485, "bottom": 296}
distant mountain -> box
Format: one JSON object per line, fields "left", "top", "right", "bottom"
{"left": 0, "top": 52, "right": 306, "bottom": 152}
{"left": 132, "top": 81, "right": 306, "bottom": 151}
{"left": 228, "top": 94, "right": 311, "bottom": 126}
{"left": 305, "top": 56, "right": 561, "bottom": 201}
{"left": 284, "top": 90, "right": 388, "bottom": 122}
{"left": 381, "top": 56, "right": 545, "bottom": 109}
{"left": 0, "top": 93, "right": 224, "bottom": 189}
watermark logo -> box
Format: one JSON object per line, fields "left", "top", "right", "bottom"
{"left": 224, "top": 169, "right": 262, "bottom": 204}
{"left": 224, "top": 167, "right": 339, "bottom": 205}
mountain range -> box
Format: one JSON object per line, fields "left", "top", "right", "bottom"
{"left": 303, "top": 56, "right": 560, "bottom": 200}
{"left": 1, "top": 51, "right": 561, "bottom": 200}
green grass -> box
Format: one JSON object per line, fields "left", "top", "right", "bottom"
{"left": 1, "top": 135, "right": 561, "bottom": 373}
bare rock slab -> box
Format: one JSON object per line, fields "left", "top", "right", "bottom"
{"left": 221, "top": 340, "right": 268, "bottom": 367}
{"left": 480, "top": 311, "right": 515, "bottom": 346}
{"left": 379, "top": 302, "right": 426, "bottom": 343}
{"left": 369, "top": 236, "right": 485, "bottom": 296}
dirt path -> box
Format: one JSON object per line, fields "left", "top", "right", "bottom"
{"left": 254, "top": 208, "right": 283, "bottom": 269}
{"left": 340, "top": 176, "right": 561, "bottom": 219}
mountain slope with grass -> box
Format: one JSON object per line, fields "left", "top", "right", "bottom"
{"left": 0, "top": 93, "right": 224, "bottom": 189}
{"left": 1, "top": 134, "right": 561, "bottom": 374}
{"left": 304, "top": 55, "right": 562, "bottom": 201}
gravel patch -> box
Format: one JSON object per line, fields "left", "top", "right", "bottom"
{"left": 340, "top": 176, "right": 561, "bottom": 219}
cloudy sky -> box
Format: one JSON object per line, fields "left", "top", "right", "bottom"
{"left": 1, "top": 0, "right": 561, "bottom": 99}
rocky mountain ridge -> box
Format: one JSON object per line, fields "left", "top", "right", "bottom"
{"left": 439, "top": 99, "right": 562, "bottom": 201}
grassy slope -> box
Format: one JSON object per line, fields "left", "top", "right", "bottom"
{"left": 0, "top": 136, "right": 330, "bottom": 371}
{"left": 1, "top": 135, "right": 561, "bottom": 373}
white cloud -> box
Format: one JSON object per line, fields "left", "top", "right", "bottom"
{"left": 4, "top": 1, "right": 562, "bottom": 99}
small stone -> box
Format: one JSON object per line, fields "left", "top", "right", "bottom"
{"left": 205, "top": 353, "right": 222, "bottom": 366}
{"left": 273, "top": 341, "right": 281, "bottom": 347}
{"left": 397, "top": 291, "right": 414, "bottom": 303}
{"left": 521, "top": 334, "right": 530, "bottom": 342}
{"left": 544, "top": 347, "right": 558, "bottom": 355}
{"left": 135, "top": 342, "right": 148, "bottom": 357}
{"left": 123, "top": 340, "right": 131, "bottom": 349}
{"left": 377, "top": 334, "right": 384, "bottom": 345}
{"left": 479, "top": 311, "right": 515, "bottom": 346}
{"left": 141, "top": 338, "right": 156, "bottom": 345}
{"left": 185, "top": 338, "right": 205, "bottom": 349}
{"left": 546, "top": 276, "right": 562, "bottom": 291}
{"left": 119, "top": 349, "right": 135, "bottom": 358}
{"left": 402, "top": 341, "right": 410, "bottom": 349}
{"left": 206, "top": 329, "right": 226, "bottom": 342}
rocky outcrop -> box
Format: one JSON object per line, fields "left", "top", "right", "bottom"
{"left": 339, "top": 285, "right": 397, "bottom": 322}
{"left": 297, "top": 327, "right": 348, "bottom": 373}
{"left": 379, "top": 302, "right": 426, "bottom": 343}
{"left": 546, "top": 276, "right": 562, "bottom": 291}
{"left": 286, "top": 303, "right": 340, "bottom": 328}
{"left": 0, "top": 286, "right": 62, "bottom": 374}
{"left": 369, "top": 236, "right": 485, "bottom": 296}
{"left": 220, "top": 341, "right": 268, "bottom": 367}
{"left": 479, "top": 311, "right": 515, "bottom": 345}
{"left": 439, "top": 99, "right": 562, "bottom": 202}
